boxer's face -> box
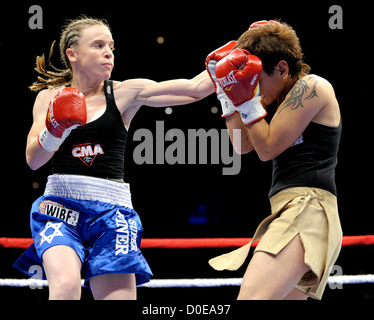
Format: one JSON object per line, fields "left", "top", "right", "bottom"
{"left": 259, "top": 60, "right": 292, "bottom": 107}
{"left": 66, "top": 25, "right": 115, "bottom": 81}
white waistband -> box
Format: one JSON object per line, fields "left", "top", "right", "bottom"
{"left": 44, "top": 174, "right": 133, "bottom": 209}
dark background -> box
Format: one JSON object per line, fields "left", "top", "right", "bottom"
{"left": 0, "top": 0, "right": 373, "bottom": 301}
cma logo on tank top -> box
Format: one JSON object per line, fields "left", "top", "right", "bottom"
{"left": 52, "top": 80, "right": 128, "bottom": 180}
{"left": 71, "top": 142, "right": 105, "bottom": 167}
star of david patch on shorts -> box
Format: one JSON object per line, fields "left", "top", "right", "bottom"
{"left": 38, "top": 221, "right": 64, "bottom": 246}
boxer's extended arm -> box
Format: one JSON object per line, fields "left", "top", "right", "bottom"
{"left": 117, "top": 71, "right": 215, "bottom": 128}
{"left": 136, "top": 70, "right": 214, "bottom": 107}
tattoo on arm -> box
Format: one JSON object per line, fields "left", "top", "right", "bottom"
{"left": 278, "top": 78, "right": 319, "bottom": 114}
{"left": 305, "top": 81, "right": 318, "bottom": 100}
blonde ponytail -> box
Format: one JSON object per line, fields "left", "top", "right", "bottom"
{"left": 29, "top": 15, "right": 110, "bottom": 92}
{"left": 29, "top": 41, "right": 72, "bottom": 92}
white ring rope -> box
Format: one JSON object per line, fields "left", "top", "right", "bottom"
{"left": 0, "top": 275, "right": 373, "bottom": 288}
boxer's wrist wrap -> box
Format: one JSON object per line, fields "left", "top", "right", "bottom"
{"left": 207, "top": 60, "right": 237, "bottom": 118}
{"left": 38, "top": 127, "right": 63, "bottom": 153}
{"left": 236, "top": 96, "right": 267, "bottom": 125}
{"left": 218, "top": 90, "right": 237, "bottom": 118}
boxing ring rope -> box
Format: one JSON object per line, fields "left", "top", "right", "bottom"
{"left": 1, "top": 275, "right": 374, "bottom": 288}
{"left": 1, "top": 234, "right": 374, "bottom": 249}
{"left": 1, "top": 235, "right": 374, "bottom": 288}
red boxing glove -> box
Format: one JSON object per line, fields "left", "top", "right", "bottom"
{"left": 215, "top": 48, "right": 267, "bottom": 125}
{"left": 205, "top": 41, "right": 237, "bottom": 92}
{"left": 39, "top": 87, "right": 87, "bottom": 152}
{"left": 205, "top": 41, "right": 238, "bottom": 117}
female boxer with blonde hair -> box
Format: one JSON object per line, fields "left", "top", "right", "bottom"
{"left": 15, "top": 16, "right": 215, "bottom": 300}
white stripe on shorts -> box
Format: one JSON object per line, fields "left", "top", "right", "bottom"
{"left": 44, "top": 174, "right": 133, "bottom": 209}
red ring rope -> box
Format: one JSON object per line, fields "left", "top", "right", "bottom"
{"left": 1, "top": 235, "right": 374, "bottom": 249}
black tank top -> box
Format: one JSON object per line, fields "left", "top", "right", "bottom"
{"left": 52, "top": 80, "right": 128, "bottom": 180}
{"left": 268, "top": 121, "right": 342, "bottom": 198}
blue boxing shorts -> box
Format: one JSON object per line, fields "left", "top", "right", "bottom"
{"left": 14, "top": 174, "right": 153, "bottom": 288}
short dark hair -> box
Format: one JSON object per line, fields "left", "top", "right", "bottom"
{"left": 235, "top": 20, "right": 310, "bottom": 78}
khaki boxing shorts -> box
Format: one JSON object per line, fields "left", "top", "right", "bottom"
{"left": 209, "top": 187, "right": 342, "bottom": 300}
